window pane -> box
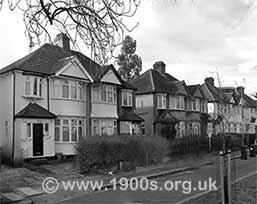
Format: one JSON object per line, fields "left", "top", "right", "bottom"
{"left": 62, "top": 81, "right": 69, "bottom": 98}
{"left": 54, "top": 119, "right": 60, "bottom": 126}
{"left": 39, "top": 79, "right": 42, "bottom": 96}
{"left": 78, "top": 127, "right": 83, "bottom": 139}
{"left": 92, "top": 120, "right": 99, "bottom": 135}
{"left": 78, "top": 82, "right": 83, "bottom": 100}
{"left": 71, "top": 126, "right": 77, "bottom": 142}
{"left": 71, "top": 86, "right": 77, "bottom": 99}
{"left": 101, "top": 120, "right": 107, "bottom": 135}
{"left": 63, "top": 126, "right": 69, "bottom": 141}
{"left": 33, "top": 77, "right": 38, "bottom": 95}
{"left": 63, "top": 120, "right": 69, "bottom": 125}
{"left": 27, "top": 123, "right": 31, "bottom": 137}
{"left": 101, "top": 87, "right": 106, "bottom": 101}
{"left": 25, "top": 78, "right": 30, "bottom": 95}
{"left": 122, "top": 92, "right": 127, "bottom": 105}
{"left": 54, "top": 127, "right": 60, "bottom": 141}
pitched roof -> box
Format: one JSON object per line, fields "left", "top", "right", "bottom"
{"left": 15, "top": 103, "right": 56, "bottom": 119}
{"left": 204, "top": 84, "right": 256, "bottom": 107}
{"left": 118, "top": 109, "right": 144, "bottom": 122}
{"left": 131, "top": 69, "right": 190, "bottom": 96}
{"left": 188, "top": 84, "right": 206, "bottom": 99}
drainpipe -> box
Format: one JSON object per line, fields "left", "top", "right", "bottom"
{"left": 11, "top": 71, "right": 16, "bottom": 167}
{"left": 47, "top": 76, "right": 50, "bottom": 111}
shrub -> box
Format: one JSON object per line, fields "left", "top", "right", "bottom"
{"left": 76, "top": 135, "right": 169, "bottom": 174}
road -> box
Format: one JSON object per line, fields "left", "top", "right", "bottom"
{"left": 57, "top": 156, "right": 257, "bottom": 204}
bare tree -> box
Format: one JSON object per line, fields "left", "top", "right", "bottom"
{"left": 0, "top": 0, "right": 140, "bottom": 64}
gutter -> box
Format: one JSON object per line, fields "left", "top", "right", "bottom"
{"left": 11, "top": 71, "right": 16, "bottom": 167}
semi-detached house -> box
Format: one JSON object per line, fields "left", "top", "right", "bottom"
{"left": 0, "top": 33, "right": 143, "bottom": 165}
{"left": 131, "top": 61, "right": 208, "bottom": 139}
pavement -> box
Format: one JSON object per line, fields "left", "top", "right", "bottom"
{"left": 1, "top": 151, "right": 256, "bottom": 204}
{"left": 56, "top": 155, "right": 257, "bottom": 204}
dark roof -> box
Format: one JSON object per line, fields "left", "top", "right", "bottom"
{"left": 118, "top": 109, "right": 144, "bottom": 122}
{"left": 186, "top": 112, "right": 201, "bottom": 122}
{"left": 0, "top": 44, "right": 119, "bottom": 82}
{"left": 188, "top": 84, "right": 205, "bottom": 99}
{"left": 0, "top": 44, "right": 70, "bottom": 75}
{"left": 204, "top": 84, "right": 256, "bottom": 107}
{"left": 131, "top": 69, "right": 190, "bottom": 96}
{"left": 15, "top": 103, "right": 56, "bottom": 119}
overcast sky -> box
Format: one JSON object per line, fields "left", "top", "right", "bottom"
{"left": 0, "top": 0, "right": 257, "bottom": 95}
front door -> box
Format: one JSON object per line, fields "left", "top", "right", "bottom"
{"left": 33, "top": 123, "right": 44, "bottom": 156}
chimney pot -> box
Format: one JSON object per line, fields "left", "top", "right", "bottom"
{"left": 205, "top": 77, "right": 214, "bottom": 86}
{"left": 236, "top": 86, "right": 245, "bottom": 95}
{"left": 54, "top": 33, "right": 70, "bottom": 52}
{"left": 153, "top": 61, "right": 166, "bottom": 74}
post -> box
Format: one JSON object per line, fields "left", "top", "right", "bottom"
{"left": 227, "top": 150, "right": 232, "bottom": 204}
{"left": 219, "top": 151, "right": 225, "bottom": 204}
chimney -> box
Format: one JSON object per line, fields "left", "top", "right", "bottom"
{"left": 54, "top": 33, "right": 70, "bottom": 52}
{"left": 205, "top": 77, "right": 214, "bottom": 86}
{"left": 153, "top": 61, "right": 166, "bottom": 74}
{"left": 236, "top": 86, "right": 245, "bottom": 96}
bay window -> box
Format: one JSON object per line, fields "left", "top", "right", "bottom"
{"left": 25, "top": 76, "right": 43, "bottom": 97}
{"left": 157, "top": 94, "right": 166, "bottom": 109}
{"left": 122, "top": 90, "right": 133, "bottom": 106}
{"left": 176, "top": 122, "right": 186, "bottom": 138}
{"left": 54, "top": 79, "right": 83, "bottom": 100}
{"left": 92, "top": 119, "right": 117, "bottom": 136}
{"left": 120, "top": 121, "right": 140, "bottom": 135}
{"left": 54, "top": 118, "right": 83, "bottom": 142}
{"left": 192, "top": 98, "right": 200, "bottom": 111}
{"left": 92, "top": 84, "right": 116, "bottom": 104}
{"left": 169, "top": 95, "right": 185, "bottom": 110}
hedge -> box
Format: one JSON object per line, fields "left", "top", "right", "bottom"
{"left": 76, "top": 135, "right": 169, "bottom": 174}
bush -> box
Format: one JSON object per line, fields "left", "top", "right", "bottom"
{"left": 76, "top": 135, "right": 169, "bottom": 174}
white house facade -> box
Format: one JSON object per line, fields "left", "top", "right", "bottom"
{"left": 0, "top": 33, "right": 143, "bottom": 165}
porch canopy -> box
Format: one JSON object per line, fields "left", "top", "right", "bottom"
{"left": 15, "top": 103, "right": 56, "bottom": 119}
{"left": 154, "top": 110, "right": 180, "bottom": 124}
{"left": 119, "top": 110, "right": 144, "bottom": 122}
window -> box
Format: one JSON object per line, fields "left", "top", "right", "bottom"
{"left": 54, "top": 119, "right": 83, "bottom": 142}
{"left": 24, "top": 76, "right": 43, "bottom": 97}
{"left": 191, "top": 98, "right": 200, "bottom": 111}
{"left": 27, "top": 123, "right": 31, "bottom": 138}
{"left": 54, "top": 79, "right": 83, "bottom": 100}
{"left": 62, "top": 80, "right": 69, "bottom": 98}
{"left": 157, "top": 94, "right": 166, "bottom": 109}
{"left": 142, "top": 124, "right": 145, "bottom": 136}
{"left": 174, "top": 95, "right": 185, "bottom": 110}
{"left": 5, "top": 121, "right": 8, "bottom": 138}
{"left": 62, "top": 120, "right": 69, "bottom": 141}
{"left": 70, "top": 81, "right": 77, "bottom": 99}
{"left": 122, "top": 90, "right": 133, "bottom": 106}
{"left": 201, "top": 101, "right": 207, "bottom": 113}
{"left": 44, "top": 123, "right": 49, "bottom": 137}
{"left": 92, "top": 119, "right": 116, "bottom": 136}
{"left": 176, "top": 122, "right": 185, "bottom": 138}
{"left": 92, "top": 84, "right": 116, "bottom": 104}
{"left": 54, "top": 120, "right": 60, "bottom": 141}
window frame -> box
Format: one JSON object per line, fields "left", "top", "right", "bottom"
{"left": 92, "top": 84, "right": 116, "bottom": 104}
{"left": 91, "top": 119, "right": 117, "bottom": 136}
{"left": 122, "top": 89, "right": 133, "bottom": 107}
{"left": 24, "top": 76, "right": 43, "bottom": 98}
{"left": 53, "top": 79, "right": 84, "bottom": 101}
{"left": 54, "top": 118, "right": 83, "bottom": 143}
{"left": 157, "top": 94, "right": 167, "bottom": 109}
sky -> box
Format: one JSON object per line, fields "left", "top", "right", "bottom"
{"left": 0, "top": 0, "right": 257, "bottom": 96}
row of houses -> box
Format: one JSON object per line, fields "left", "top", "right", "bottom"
{"left": 0, "top": 33, "right": 256, "bottom": 164}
